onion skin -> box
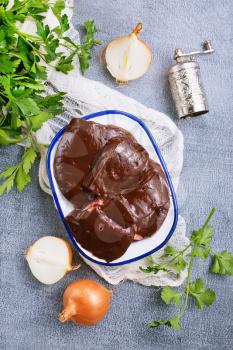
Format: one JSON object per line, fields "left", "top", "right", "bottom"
{"left": 59, "top": 279, "right": 112, "bottom": 326}
{"left": 132, "top": 22, "right": 143, "bottom": 35}
{"left": 65, "top": 240, "right": 73, "bottom": 267}
{"left": 64, "top": 240, "right": 81, "bottom": 272}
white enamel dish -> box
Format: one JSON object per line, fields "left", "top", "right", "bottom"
{"left": 47, "top": 110, "right": 178, "bottom": 266}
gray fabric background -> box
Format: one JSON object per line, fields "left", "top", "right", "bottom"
{"left": 0, "top": 1, "right": 233, "bottom": 349}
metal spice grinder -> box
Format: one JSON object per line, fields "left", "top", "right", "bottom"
{"left": 167, "top": 40, "right": 214, "bottom": 119}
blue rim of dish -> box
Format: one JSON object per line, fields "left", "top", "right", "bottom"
{"left": 47, "top": 110, "right": 178, "bottom": 266}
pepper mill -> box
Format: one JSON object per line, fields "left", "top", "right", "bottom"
{"left": 167, "top": 40, "right": 214, "bottom": 119}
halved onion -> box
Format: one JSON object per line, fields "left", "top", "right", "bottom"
{"left": 103, "top": 23, "right": 152, "bottom": 84}
{"left": 25, "top": 236, "right": 80, "bottom": 285}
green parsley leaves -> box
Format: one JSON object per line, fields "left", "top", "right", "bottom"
{"left": 161, "top": 286, "right": 182, "bottom": 306}
{"left": 148, "top": 316, "right": 181, "bottom": 331}
{"left": 78, "top": 20, "right": 101, "bottom": 74}
{"left": 0, "top": 0, "right": 100, "bottom": 194}
{"left": 0, "top": 147, "right": 37, "bottom": 194}
{"left": 141, "top": 208, "right": 233, "bottom": 331}
{"left": 211, "top": 251, "right": 233, "bottom": 276}
{"left": 189, "top": 278, "right": 216, "bottom": 309}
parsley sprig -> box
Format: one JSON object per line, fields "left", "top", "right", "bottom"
{"left": 0, "top": 0, "right": 100, "bottom": 194}
{"left": 140, "top": 208, "right": 233, "bottom": 331}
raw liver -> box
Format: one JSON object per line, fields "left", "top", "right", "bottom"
{"left": 54, "top": 118, "right": 170, "bottom": 261}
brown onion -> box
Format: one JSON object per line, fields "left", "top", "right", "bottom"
{"left": 58, "top": 279, "right": 112, "bottom": 326}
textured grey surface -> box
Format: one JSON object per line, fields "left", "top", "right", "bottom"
{"left": 1, "top": 0, "right": 233, "bottom": 349}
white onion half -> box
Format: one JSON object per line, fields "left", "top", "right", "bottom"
{"left": 25, "top": 236, "right": 80, "bottom": 285}
{"left": 104, "top": 23, "right": 152, "bottom": 84}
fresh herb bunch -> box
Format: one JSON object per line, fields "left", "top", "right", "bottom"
{"left": 140, "top": 208, "right": 233, "bottom": 331}
{"left": 0, "top": 0, "right": 100, "bottom": 195}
